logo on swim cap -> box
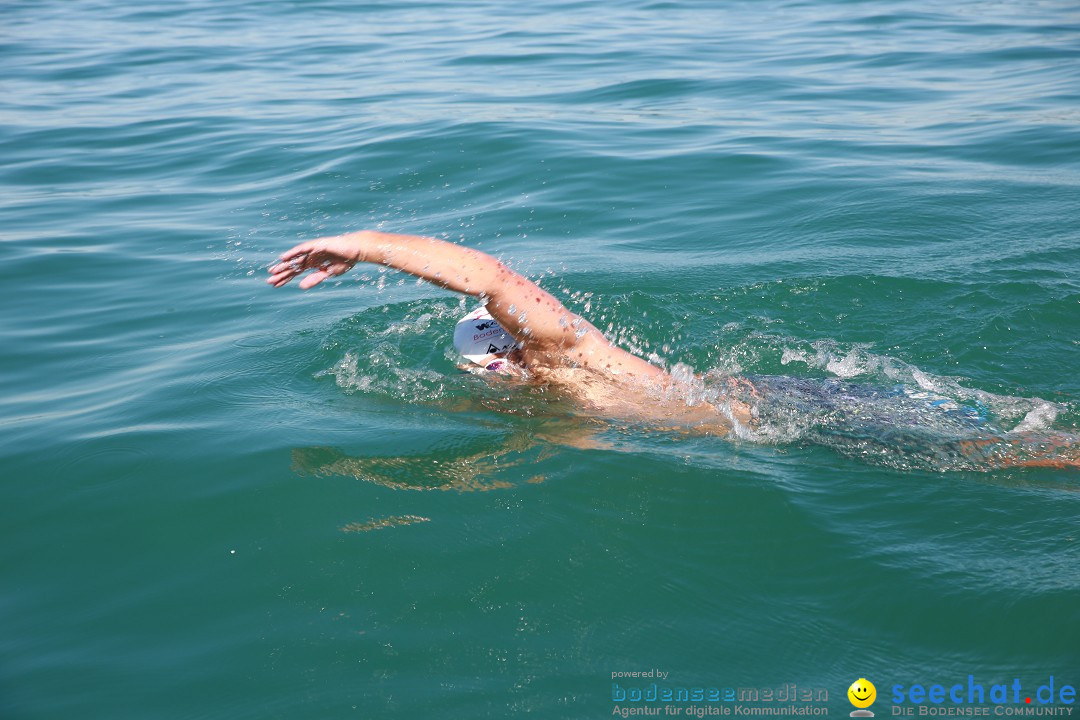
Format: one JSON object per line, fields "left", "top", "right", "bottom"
{"left": 453, "top": 307, "right": 519, "bottom": 370}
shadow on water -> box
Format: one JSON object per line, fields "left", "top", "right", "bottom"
{"left": 290, "top": 418, "right": 598, "bottom": 494}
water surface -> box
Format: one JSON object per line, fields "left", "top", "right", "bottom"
{"left": 2, "top": 1, "right": 1079, "bottom": 718}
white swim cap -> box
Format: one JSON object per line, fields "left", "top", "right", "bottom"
{"left": 453, "top": 307, "right": 520, "bottom": 371}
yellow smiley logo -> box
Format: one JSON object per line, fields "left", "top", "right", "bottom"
{"left": 848, "top": 678, "right": 877, "bottom": 711}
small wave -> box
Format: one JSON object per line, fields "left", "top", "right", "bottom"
{"left": 314, "top": 299, "right": 466, "bottom": 404}
{"left": 768, "top": 337, "right": 1066, "bottom": 429}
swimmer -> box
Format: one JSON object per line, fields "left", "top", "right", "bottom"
{"left": 268, "top": 229, "right": 748, "bottom": 434}
{"left": 268, "top": 230, "right": 1079, "bottom": 469}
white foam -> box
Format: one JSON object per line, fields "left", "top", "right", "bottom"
{"left": 1011, "top": 402, "right": 1058, "bottom": 433}
{"left": 824, "top": 350, "right": 865, "bottom": 378}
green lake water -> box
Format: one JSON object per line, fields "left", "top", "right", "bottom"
{"left": 2, "top": 1, "right": 1078, "bottom": 717}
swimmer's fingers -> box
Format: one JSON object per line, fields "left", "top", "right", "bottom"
{"left": 278, "top": 235, "right": 365, "bottom": 264}
{"left": 267, "top": 244, "right": 356, "bottom": 286}
{"left": 267, "top": 268, "right": 297, "bottom": 287}
{"left": 267, "top": 265, "right": 347, "bottom": 289}
{"left": 297, "top": 270, "right": 330, "bottom": 289}
{"left": 268, "top": 262, "right": 326, "bottom": 289}
{"left": 270, "top": 254, "right": 313, "bottom": 274}
{"left": 278, "top": 240, "right": 326, "bottom": 263}
{"left": 267, "top": 257, "right": 314, "bottom": 280}
{"left": 266, "top": 257, "right": 310, "bottom": 287}
{"left": 296, "top": 261, "right": 354, "bottom": 290}
{"left": 269, "top": 236, "right": 366, "bottom": 287}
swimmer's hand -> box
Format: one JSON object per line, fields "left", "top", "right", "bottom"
{"left": 267, "top": 235, "right": 366, "bottom": 289}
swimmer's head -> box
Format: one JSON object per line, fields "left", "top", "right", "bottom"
{"left": 453, "top": 307, "right": 521, "bottom": 374}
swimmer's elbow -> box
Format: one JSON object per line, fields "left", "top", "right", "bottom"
{"left": 475, "top": 256, "right": 532, "bottom": 300}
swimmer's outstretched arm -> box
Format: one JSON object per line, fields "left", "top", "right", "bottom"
{"left": 268, "top": 231, "right": 664, "bottom": 379}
